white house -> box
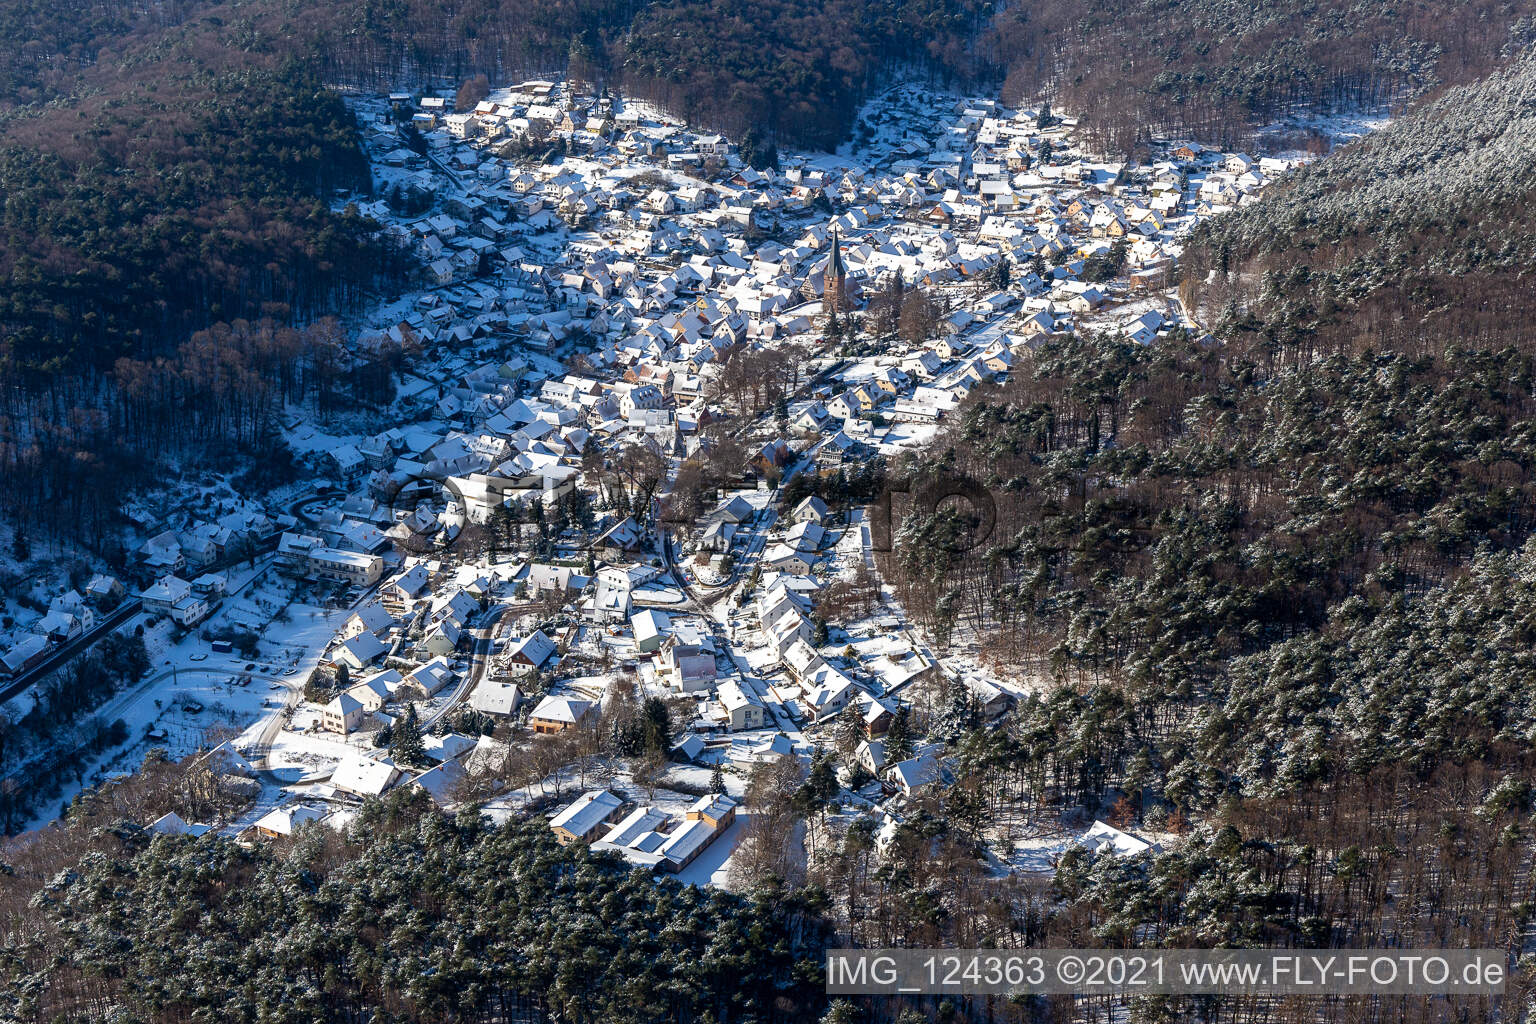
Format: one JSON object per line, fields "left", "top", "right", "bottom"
{"left": 334, "top": 631, "right": 388, "bottom": 671}
{"left": 632, "top": 609, "right": 670, "bottom": 653}
{"left": 1075, "top": 820, "right": 1159, "bottom": 857}
{"left": 469, "top": 679, "right": 524, "bottom": 716}
{"left": 322, "top": 692, "right": 368, "bottom": 735}
{"left": 718, "top": 678, "right": 765, "bottom": 731}
{"left": 331, "top": 757, "right": 401, "bottom": 799}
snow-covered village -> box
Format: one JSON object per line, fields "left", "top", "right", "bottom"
{"left": 0, "top": 78, "right": 1294, "bottom": 886}
{"left": 16, "top": 0, "right": 1536, "bottom": 1012}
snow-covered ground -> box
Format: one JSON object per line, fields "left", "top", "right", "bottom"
{"left": 17, "top": 560, "right": 349, "bottom": 831}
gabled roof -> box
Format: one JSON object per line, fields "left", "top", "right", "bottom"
{"left": 338, "top": 631, "right": 388, "bottom": 665}
{"left": 551, "top": 789, "right": 625, "bottom": 835}
{"left": 889, "top": 752, "right": 942, "bottom": 793}
{"left": 331, "top": 757, "right": 400, "bottom": 798}
{"left": 253, "top": 804, "right": 327, "bottom": 836}
{"left": 508, "top": 629, "right": 557, "bottom": 666}
{"left": 530, "top": 693, "right": 591, "bottom": 724}
{"left": 348, "top": 601, "right": 396, "bottom": 635}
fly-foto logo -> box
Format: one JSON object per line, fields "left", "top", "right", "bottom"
{"left": 869, "top": 472, "right": 997, "bottom": 554}
{"left": 378, "top": 471, "right": 551, "bottom": 557}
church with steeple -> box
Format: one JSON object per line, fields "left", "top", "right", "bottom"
{"left": 800, "top": 227, "right": 859, "bottom": 312}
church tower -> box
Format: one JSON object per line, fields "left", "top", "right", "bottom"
{"left": 824, "top": 228, "right": 848, "bottom": 314}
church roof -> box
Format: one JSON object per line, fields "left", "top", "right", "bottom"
{"left": 826, "top": 228, "right": 847, "bottom": 281}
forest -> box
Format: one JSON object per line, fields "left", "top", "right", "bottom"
{"left": 0, "top": 789, "right": 834, "bottom": 1023}
{"left": 988, "top": 0, "right": 1536, "bottom": 152}
{"left": 0, "top": 0, "right": 420, "bottom": 551}
{"left": 1181, "top": 49, "right": 1536, "bottom": 360}
{"left": 855, "top": 325, "right": 1536, "bottom": 1018}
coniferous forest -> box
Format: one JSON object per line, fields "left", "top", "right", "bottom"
{"left": 1182, "top": 50, "right": 1536, "bottom": 358}
{"left": 0, "top": 790, "right": 832, "bottom": 1023}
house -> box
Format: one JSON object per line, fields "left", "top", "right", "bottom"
{"left": 790, "top": 495, "right": 829, "bottom": 524}
{"left": 507, "top": 629, "right": 557, "bottom": 668}
{"left": 712, "top": 495, "right": 755, "bottom": 524}
{"left": 340, "top": 602, "right": 395, "bottom": 641}
{"left": 672, "top": 733, "right": 707, "bottom": 762}
{"left": 763, "top": 543, "right": 814, "bottom": 575}
{"left": 190, "top": 573, "right": 227, "bottom": 600}
{"left": 826, "top": 391, "right": 861, "bottom": 421}
{"left": 421, "top": 733, "right": 477, "bottom": 764}
{"left": 631, "top": 609, "right": 670, "bottom": 654}
{"left": 592, "top": 806, "right": 673, "bottom": 864}
{"left": 400, "top": 657, "right": 456, "bottom": 699}
{"left": 251, "top": 804, "right": 327, "bottom": 839}
{"left": 323, "top": 674, "right": 394, "bottom": 734}
{"left": 888, "top": 752, "right": 942, "bottom": 796}
{"left": 801, "top": 670, "right": 861, "bottom": 722}
{"left": 331, "top": 756, "right": 402, "bottom": 799}
{"left": 528, "top": 694, "right": 593, "bottom": 733}
{"left": 308, "top": 548, "right": 384, "bottom": 587}
{"left": 141, "top": 575, "right": 210, "bottom": 627}
{"left": 469, "top": 679, "right": 524, "bottom": 716}
{"left": 718, "top": 678, "right": 765, "bottom": 731}
{"left": 698, "top": 519, "right": 736, "bottom": 553}
{"left": 322, "top": 692, "right": 369, "bottom": 735}
{"left": 856, "top": 738, "right": 886, "bottom": 775}
{"left": 383, "top": 564, "right": 431, "bottom": 605}
{"left": 334, "top": 631, "right": 388, "bottom": 671}
{"left": 1075, "top": 819, "right": 1159, "bottom": 857}
{"left": 411, "top": 759, "right": 467, "bottom": 807}
{"left": 593, "top": 792, "right": 739, "bottom": 873}
{"left": 590, "top": 565, "right": 641, "bottom": 623}
{"left": 730, "top": 731, "right": 796, "bottom": 766}
{"left": 549, "top": 788, "right": 628, "bottom": 844}
{"left": 862, "top": 696, "right": 895, "bottom": 737}
{"left": 148, "top": 811, "right": 210, "bottom": 837}
{"left": 593, "top": 516, "right": 645, "bottom": 560}
{"left": 656, "top": 636, "right": 716, "bottom": 691}
{"left": 419, "top": 619, "right": 462, "bottom": 658}
{"left": 656, "top": 793, "right": 739, "bottom": 872}
{"left": 0, "top": 635, "right": 48, "bottom": 677}
{"left": 138, "top": 531, "right": 186, "bottom": 573}
{"left": 86, "top": 574, "right": 125, "bottom": 605}
{"left": 525, "top": 563, "right": 579, "bottom": 597}
{"left": 784, "top": 521, "right": 825, "bottom": 552}
{"left": 32, "top": 609, "right": 85, "bottom": 642}
{"left": 783, "top": 639, "right": 827, "bottom": 683}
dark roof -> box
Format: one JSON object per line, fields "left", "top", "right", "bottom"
{"left": 826, "top": 228, "right": 846, "bottom": 281}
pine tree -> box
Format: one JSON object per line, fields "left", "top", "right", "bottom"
{"left": 391, "top": 703, "right": 428, "bottom": 768}
{"left": 709, "top": 762, "right": 726, "bottom": 794}
{"left": 835, "top": 702, "right": 866, "bottom": 756}
{"left": 794, "top": 752, "right": 839, "bottom": 817}
{"left": 530, "top": 496, "right": 546, "bottom": 538}
{"left": 991, "top": 259, "right": 1011, "bottom": 290}
{"left": 822, "top": 998, "right": 860, "bottom": 1024}
{"left": 11, "top": 526, "right": 28, "bottom": 564}
{"left": 885, "top": 705, "right": 914, "bottom": 763}
{"left": 640, "top": 697, "right": 672, "bottom": 755}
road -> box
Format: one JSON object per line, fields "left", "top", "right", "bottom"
{"left": 422, "top": 603, "right": 512, "bottom": 730}
{"left": 1, "top": 535, "right": 287, "bottom": 709}
{"left": 0, "top": 598, "right": 145, "bottom": 704}
{"left": 2, "top": 664, "right": 301, "bottom": 803}
{"left": 250, "top": 596, "right": 541, "bottom": 765}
